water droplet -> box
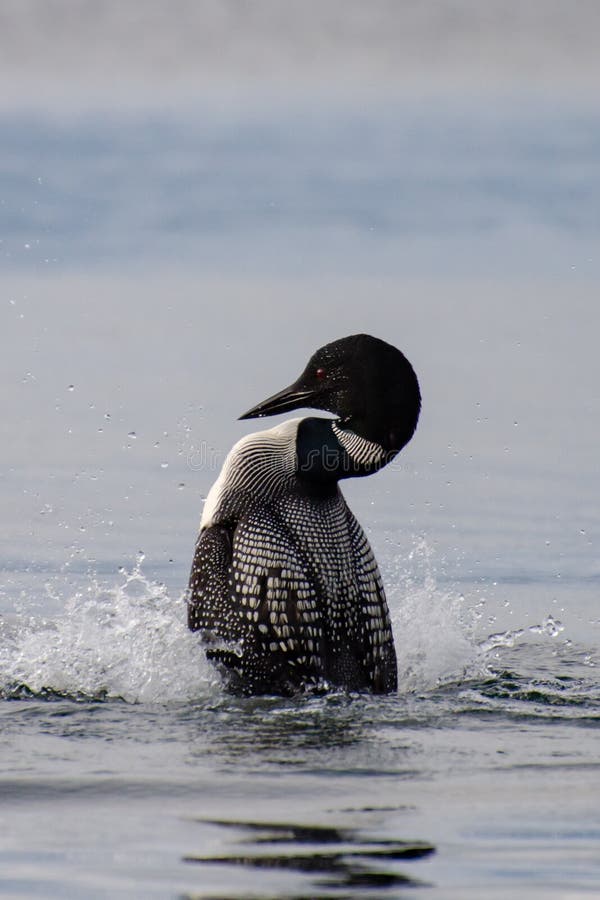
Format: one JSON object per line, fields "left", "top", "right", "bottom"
{"left": 178, "top": 482, "right": 185, "bottom": 490}
{"left": 127, "top": 431, "right": 137, "bottom": 439}
{"left": 97, "top": 427, "right": 103, "bottom": 433}
{"left": 67, "top": 384, "right": 75, "bottom": 392}
{"left": 104, "top": 412, "right": 111, "bottom": 420}
{"left": 160, "top": 462, "right": 169, "bottom": 469}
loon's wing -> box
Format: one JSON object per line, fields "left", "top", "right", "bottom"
{"left": 188, "top": 513, "right": 325, "bottom": 695}
{"left": 188, "top": 524, "right": 239, "bottom": 637}
{"left": 346, "top": 509, "right": 398, "bottom": 693}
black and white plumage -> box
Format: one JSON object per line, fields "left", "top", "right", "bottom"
{"left": 187, "top": 334, "right": 421, "bottom": 696}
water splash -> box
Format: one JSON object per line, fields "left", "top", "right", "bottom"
{"left": 0, "top": 539, "right": 574, "bottom": 704}
{"left": 387, "top": 537, "right": 566, "bottom": 693}
{"left": 386, "top": 537, "right": 480, "bottom": 691}
{"left": 477, "top": 615, "right": 564, "bottom": 654}
{"left": 0, "top": 557, "right": 216, "bottom": 703}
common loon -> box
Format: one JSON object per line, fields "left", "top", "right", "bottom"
{"left": 187, "top": 333, "right": 421, "bottom": 695}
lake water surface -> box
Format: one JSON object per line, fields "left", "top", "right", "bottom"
{"left": 1, "top": 90, "right": 599, "bottom": 898}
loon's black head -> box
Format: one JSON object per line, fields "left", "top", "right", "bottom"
{"left": 240, "top": 333, "right": 421, "bottom": 455}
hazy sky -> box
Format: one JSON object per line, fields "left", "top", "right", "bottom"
{"left": 2, "top": 0, "right": 599, "bottom": 107}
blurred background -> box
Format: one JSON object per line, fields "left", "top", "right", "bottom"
{"left": 1, "top": 1, "right": 599, "bottom": 636}
{"left": 2, "top": 0, "right": 600, "bottom": 102}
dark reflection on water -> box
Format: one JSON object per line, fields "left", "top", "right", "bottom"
{"left": 1, "top": 683, "right": 118, "bottom": 703}
{"left": 183, "top": 819, "right": 435, "bottom": 897}
{"left": 181, "top": 693, "right": 421, "bottom": 778}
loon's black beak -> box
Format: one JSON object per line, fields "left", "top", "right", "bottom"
{"left": 239, "top": 381, "right": 316, "bottom": 420}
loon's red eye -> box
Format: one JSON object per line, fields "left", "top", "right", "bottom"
{"left": 315, "top": 367, "right": 326, "bottom": 380}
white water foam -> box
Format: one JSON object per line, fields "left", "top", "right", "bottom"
{"left": 387, "top": 538, "right": 481, "bottom": 692}
{"left": 387, "top": 537, "right": 567, "bottom": 692}
{"left": 0, "top": 556, "right": 216, "bottom": 703}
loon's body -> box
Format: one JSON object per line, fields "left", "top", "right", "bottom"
{"left": 188, "top": 334, "right": 421, "bottom": 695}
